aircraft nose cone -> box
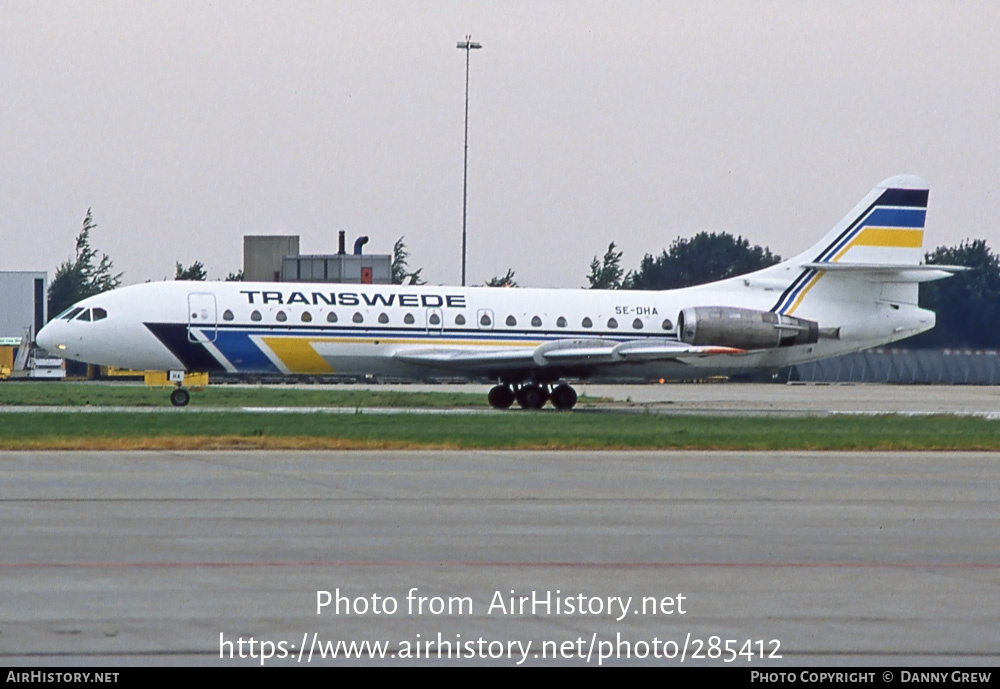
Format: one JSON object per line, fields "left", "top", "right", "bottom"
{"left": 35, "top": 322, "right": 60, "bottom": 355}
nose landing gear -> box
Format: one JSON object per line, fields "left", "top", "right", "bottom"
{"left": 168, "top": 370, "right": 190, "bottom": 407}
{"left": 169, "top": 387, "right": 190, "bottom": 407}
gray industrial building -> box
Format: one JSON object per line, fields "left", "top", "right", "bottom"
{"left": 243, "top": 233, "right": 390, "bottom": 284}
{"left": 0, "top": 272, "right": 47, "bottom": 344}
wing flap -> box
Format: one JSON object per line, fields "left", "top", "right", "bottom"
{"left": 393, "top": 347, "right": 536, "bottom": 367}
{"left": 610, "top": 340, "right": 745, "bottom": 362}
{"left": 393, "top": 338, "right": 745, "bottom": 371}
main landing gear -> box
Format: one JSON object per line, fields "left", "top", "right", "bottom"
{"left": 487, "top": 382, "right": 578, "bottom": 411}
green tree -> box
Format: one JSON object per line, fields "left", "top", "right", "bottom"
{"left": 909, "top": 239, "right": 1000, "bottom": 349}
{"left": 48, "top": 209, "right": 122, "bottom": 319}
{"left": 587, "top": 242, "right": 626, "bottom": 289}
{"left": 624, "top": 232, "right": 780, "bottom": 290}
{"left": 485, "top": 269, "right": 518, "bottom": 287}
{"left": 175, "top": 261, "right": 208, "bottom": 281}
{"left": 391, "top": 236, "right": 425, "bottom": 285}
{"left": 225, "top": 269, "right": 244, "bottom": 282}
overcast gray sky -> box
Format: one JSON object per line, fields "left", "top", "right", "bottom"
{"left": 3, "top": 1, "right": 998, "bottom": 288}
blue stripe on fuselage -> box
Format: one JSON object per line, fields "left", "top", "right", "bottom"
{"left": 213, "top": 329, "right": 281, "bottom": 372}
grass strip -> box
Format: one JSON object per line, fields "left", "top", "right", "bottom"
{"left": 2, "top": 412, "right": 999, "bottom": 451}
{"left": 0, "top": 382, "right": 492, "bottom": 408}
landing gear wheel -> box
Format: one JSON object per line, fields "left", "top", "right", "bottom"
{"left": 550, "top": 384, "right": 578, "bottom": 410}
{"left": 488, "top": 384, "right": 515, "bottom": 409}
{"left": 170, "top": 388, "right": 191, "bottom": 407}
{"left": 516, "top": 384, "right": 547, "bottom": 410}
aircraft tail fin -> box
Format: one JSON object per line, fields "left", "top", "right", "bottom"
{"left": 768, "top": 175, "right": 943, "bottom": 315}
{"left": 797, "top": 174, "right": 930, "bottom": 268}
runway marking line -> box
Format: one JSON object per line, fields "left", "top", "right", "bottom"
{"left": 2, "top": 561, "right": 998, "bottom": 569}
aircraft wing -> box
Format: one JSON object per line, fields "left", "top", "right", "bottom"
{"left": 393, "top": 338, "right": 745, "bottom": 372}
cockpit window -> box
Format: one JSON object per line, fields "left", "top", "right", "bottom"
{"left": 60, "top": 307, "right": 84, "bottom": 321}
{"left": 92, "top": 308, "right": 108, "bottom": 321}
{"left": 75, "top": 309, "right": 92, "bottom": 322}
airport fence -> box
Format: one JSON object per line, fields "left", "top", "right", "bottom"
{"left": 788, "top": 349, "right": 1000, "bottom": 385}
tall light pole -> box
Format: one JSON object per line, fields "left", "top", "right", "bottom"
{"left": 457, "top": 35, "right": 481, "bottom": 287}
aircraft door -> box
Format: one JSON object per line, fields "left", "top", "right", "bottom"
{"left": 187, "top": 293, "right": 218, "bottom": 343}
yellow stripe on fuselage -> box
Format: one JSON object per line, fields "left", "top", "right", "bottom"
{"left": 786, "top": 271, "right": 824, "bottom": 315}
{"left": 787, "top": 227, "right": 923, "bottom": 315}
{"left": 831, "top": 227, "right": 923, "bottom": 262}
{"left": 261, "top": 337, "right": 334, "bottom": 373}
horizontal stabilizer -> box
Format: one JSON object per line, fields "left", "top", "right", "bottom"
{"left": 800, "top": 262, "right": 969, "bottom": 283}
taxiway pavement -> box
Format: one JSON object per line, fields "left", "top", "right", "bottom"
{"left": 2, "top": 449, "right": 998, "bottom": 666}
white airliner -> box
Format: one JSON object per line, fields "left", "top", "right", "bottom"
{"left": 37, "top": 175, "right": 964, "bottom": 409}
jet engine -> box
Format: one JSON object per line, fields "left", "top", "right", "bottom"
{"left": 678, "top": 306, "right": 819, "bottom": 350}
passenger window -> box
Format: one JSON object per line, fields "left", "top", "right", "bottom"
{"left": 404, "top": 313, "right": 415, "bottom": 325}
{"left": 455, "top": 314, "right": 466, "bottom": 326}
{"left": 582, "top": 317, "right": 593, "bottom": 328}
{"left": 661, "top": 318, "right": 673, "bottom": 330}
{"left": 556, "top": 316, "right": 567, "bottom": 328}
{"left": 327, "top": 312, "right": 338, "bottom": 323}
{"left": 301, "top": 311, "right": 312, "bottom": 323}
{"left": 251, "top": 310, "right": 262, "bottom": 322}
{"left": 632, "top": 318, "right": 643, "bottom": 329}
{"left": 480, "top": 314, "right": 492, "bottom": 327}
{"left": 353, "top": 312, "right": 364, "bottom": 323}
{"left": 276, "top": 311, "right": 288, "bottom": 322}
{"left": 92, "top": 308, "right": 108, "bottom": 321}
{"left": 378, "top": 313, "right": 389, "bottom": 324}
{"left": 506, "top": 315, "right": 517, "bottom": 326}
{"left": 76, "top": 309, "right": 92, "bottom": 322}
{"left": 607, "top": 318, "right": 618, "bottom": 329}
{"left": 429, "top": 313, "right": 441, "bottom": 325}
{"left": 531, "top": 316, "right": 542, "bottom": 327}
{"left": 222, "top": 309, "right": 234, "bottom": 321}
